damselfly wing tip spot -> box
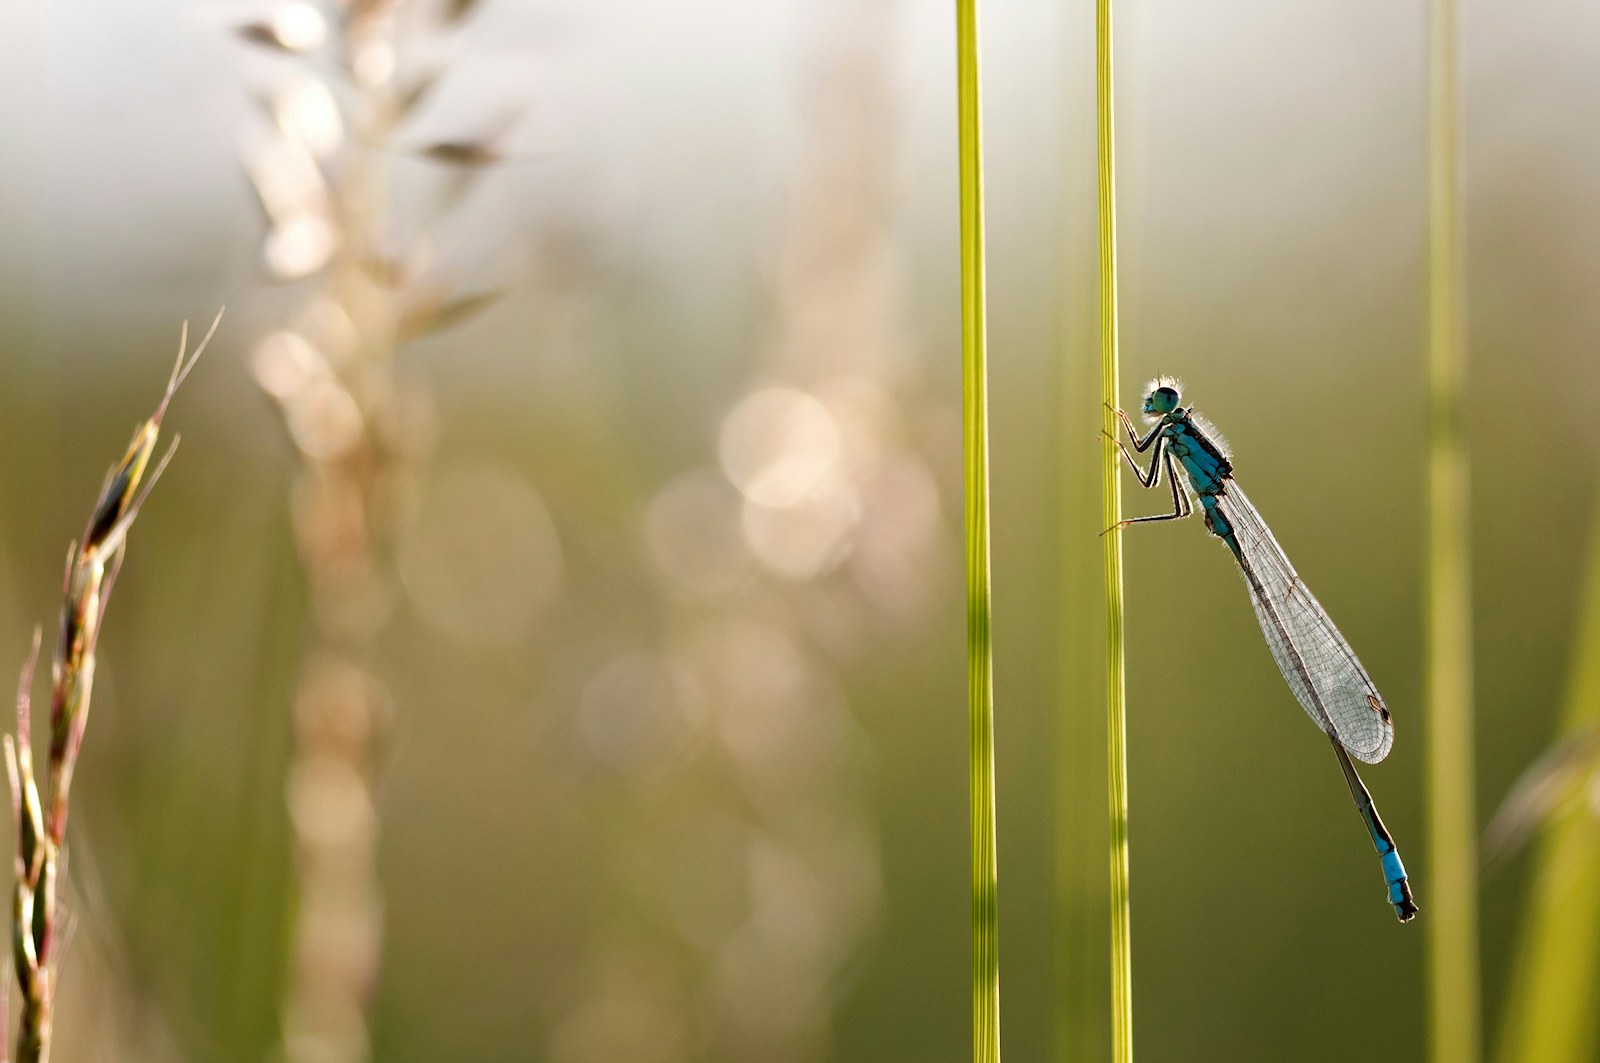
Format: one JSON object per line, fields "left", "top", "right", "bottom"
{"left": 1367, "top": 694, "right": 1390, "bottom": 722}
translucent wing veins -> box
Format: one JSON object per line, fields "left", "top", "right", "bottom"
{"left": 1216, "top": 482, "right": 1393, "bottom": 764}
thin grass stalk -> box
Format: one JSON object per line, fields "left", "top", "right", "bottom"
{"left": 1056, "top": 4, "right": 1105, "bottom": 1054}
{"left": 1425, "top": 1, "right": 1481, "bottom": 1060}
{"left": 1494, "top": 499, "right": 1600, "bottom": 1063}
{"left": 1056, "top": 361, "right": 1103, "bottom": 1063}
{"left": 1055, "top": 119, "right": 1103, "bottom": 1063}
{"left": 263, "top": 25, "right": 408, "bottom": 1053}
{"left": 1055, "top": 446, "right": 1102, "bottom": 1055}
{"left": 4, "top": 322, "right": 207, "bottom": 1063}
{"left": 955, "top": 2, "right": 1000, "bottom": 1061}
{"left": 1095, "top": 0, "right": 1131, "bottom": 1060}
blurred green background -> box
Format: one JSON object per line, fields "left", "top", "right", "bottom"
{"left": 0, "top": 0, "right": 1598, "bottom": 1060}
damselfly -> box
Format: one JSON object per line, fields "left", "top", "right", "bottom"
{"left": 1106, "top": 378, "right": 1418, "bottom": 923}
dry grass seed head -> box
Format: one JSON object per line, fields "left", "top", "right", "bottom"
{"left": 83, "top": 311, "right": 221, "bottom": 555}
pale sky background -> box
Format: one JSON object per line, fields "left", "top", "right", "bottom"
{"left": 4, "top": 0, "right": 1594, "bottom": 374}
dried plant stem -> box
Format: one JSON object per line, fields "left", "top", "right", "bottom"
{"left": 1425, "top": 2, "right": 1481, "bottom": 1061}
{"left": 269, "top": 30, "right": 411, "bottom": 1063}
{"left": 955, "top": 2, "right": 1000, "bottom": 1061}
{"left": 5, "top": 321, "right": 207, "bottom": 1063}
{"left": 241, "top": 1, "right": 514, "bottom": 1056}
{"left": 1096, "top": 0, "right": 1132, "bottom": 1060}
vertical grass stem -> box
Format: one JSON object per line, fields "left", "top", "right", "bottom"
{"left": 1426, "top": 2, "right": 1481, "bottom": 1060}
{"left": 1096, "top": 1, "right": 1132, "bottom": 1061}
{"left": 955, "top": 2, "right": 1000, "bottom": 1061}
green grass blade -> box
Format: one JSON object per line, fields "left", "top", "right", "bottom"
{"left": 1495, "top": 504, "right": 1600, "bottom": 1063}
{"left": 1096, "top": 1, "right": 1132, "bottom": 1060}
{"left": 955, "top": 2, "right": 1000, "bottom": 1061}
{"left": 1056, "top": 91, "right": 1105, "bottom": 1063}
{"left": 1425, "top": 1, "right": 1482, "bottom": 1060}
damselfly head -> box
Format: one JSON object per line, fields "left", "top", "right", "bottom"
{"left": 1142, "top": 377, "right": 1182, "bottom": 419}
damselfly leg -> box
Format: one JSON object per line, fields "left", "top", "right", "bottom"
{"left": 1101, "top": 441, "right": 1192, "bottom": 533}
{"left": 1100, "top": 428, "right": 1160, "bottom": 485}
